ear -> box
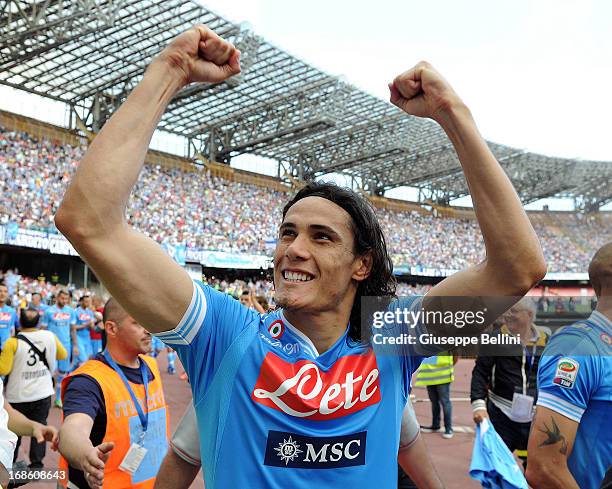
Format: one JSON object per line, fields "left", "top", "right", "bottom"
{"left": 352, "top": 252, "right": 373, "bottom": 282}
{"left": 104, "top": 320, "right": 118, "bottom": 338}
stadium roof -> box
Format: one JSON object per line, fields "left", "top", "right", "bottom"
{"left": 1, "top": 0, "right": 610, "bottom": 210}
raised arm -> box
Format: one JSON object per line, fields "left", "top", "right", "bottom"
{"left": 55, "top": 26, "right": 241, "bottom": 333}
{"left": 389, "top": 63, "right": 546, "bottom": 315}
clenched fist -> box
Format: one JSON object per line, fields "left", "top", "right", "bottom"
{"left": 155, "top": 25, "right": 241, "bottom": 88}
{"left": 389, "top": 61, "right": 464, "bottom": 123}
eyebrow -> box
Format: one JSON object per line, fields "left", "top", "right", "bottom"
{"left": 279, "top": 222, "right": 341, "bottom": 239}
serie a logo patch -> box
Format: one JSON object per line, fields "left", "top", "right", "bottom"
{"left": 553, "top": 358, "right": 580, "bottom": 389}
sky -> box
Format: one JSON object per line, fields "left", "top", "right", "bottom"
{"left": 2, "top": 0, "right": 611, "bottom": 210}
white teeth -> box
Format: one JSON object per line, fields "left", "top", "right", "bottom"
{"left": 283, "top": 271, "right": 312, "bottom": 282}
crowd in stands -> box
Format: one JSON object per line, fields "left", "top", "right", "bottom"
{"left": 1, "top": 126, "right": 610, "bottom": 273}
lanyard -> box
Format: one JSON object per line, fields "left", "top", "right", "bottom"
{"left": 521, "top": 342, "right": 538, "bottom": 395}
{"left": 103, "top": 350, "right": 149, "bottom": 435}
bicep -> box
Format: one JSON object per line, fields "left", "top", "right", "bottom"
{"left": 528, "top": 406, "right": 578, "bottom": 466}
{"left": 72, "top": 225, "right": 193, "bottom": 333}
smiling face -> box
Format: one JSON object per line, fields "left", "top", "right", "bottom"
{"left": 273, "top": 196, "right": 371, "bottom": 317}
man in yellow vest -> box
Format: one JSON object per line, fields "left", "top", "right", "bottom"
{"left": 415, "top": 351, "right": 457, "bottom": 439}
{"left": 58, "top": 298, "right": 169, "bottom": 489}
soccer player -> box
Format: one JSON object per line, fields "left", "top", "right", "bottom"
{"left": 0, "top": 284, "right": 18, "bottom": 348}
{"left": 28, "top": 292, "right": 48, "bottom": 315}
{"left": 74, "top": 295, "right": 96, "bottom": 366}
{"left": 40, "top": 289, "right": 78, "bottom": 407}
{"left": 55, "top": 25, "right": 546, "bottom": 488}
{"left": 90, "top": 295, "right": 105, "bottom": 355}
{"left": 527, "top": 242, "right": 612, "bottom": 489}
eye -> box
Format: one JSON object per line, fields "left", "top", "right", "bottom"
{"left": 314, "top": 232, "right": 331, "bottom": 241}
{"left": 280, "top": 229, "right": 295, "bottom": 238}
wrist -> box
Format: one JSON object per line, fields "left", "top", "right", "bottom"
{"left": 471, "top": 399, "right": 486, "bottom": 412}
{"left": 433, "top": 99, "right": 471, "bottom": 126}
{"left": 148, "top": 54, "right": 190, "bottom": 95}
{"left": 29, "top": 421, "right": 40, "bottom": 437}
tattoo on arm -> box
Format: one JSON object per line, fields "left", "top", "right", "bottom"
{"left": 538, "top": 417, "right": 568, "bottom": 455}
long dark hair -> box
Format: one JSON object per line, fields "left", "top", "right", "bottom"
{"left": 282, "top": 181, "right": 396, "bottom": 341}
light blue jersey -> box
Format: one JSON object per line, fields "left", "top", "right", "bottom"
{"left": 41, "top": 305, "right": 75, "bottom": 371}
{"left": 74, "top": 307, "right": 95, "bottom": 363}
{"left": 155, "top": 281, "right": 426, "bottom": 489}
{"left": 0, "top": 304, "right": 18, "bottom": 347}
{"left": 536, "top": 310, "right": 612, "bottom": 489}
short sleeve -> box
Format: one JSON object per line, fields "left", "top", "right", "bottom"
{"left": 171, "top": 404, "right": 200, "bottom": 466}
{"left": 63, "top": 375, "right": 105, "bottom": 421}
{"left": 536, "top": 332, "right": 600, "bottom": 423}
{"left": 70, "top": 309, "right": 76, "bottom": 325}
{"left": 399, "top": 401, "right": 420, "bottom": 450}
{"left": 153, "top": 280, "right": 259, "bottom": 402}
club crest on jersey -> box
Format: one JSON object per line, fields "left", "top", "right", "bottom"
{"left": 268, "top": 320, "right": 284, "bottom": 339}
{"left": 600, "top": 333, "right": 612, "bottom": 347}
{"left": 264, "top": 430, "right": 366, "bottom": 468}
{"left": 553, "top": 357, "right": 579, "bottom": 389}
{"left": 252, "top": 351, "right": 381, "bottom": 420}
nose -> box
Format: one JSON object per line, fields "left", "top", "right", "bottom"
{"left": 284, "top": 233, "right": 311, "bottom": 261}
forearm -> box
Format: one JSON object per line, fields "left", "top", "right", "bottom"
{"left": 437, "top": 105, "right": 545, "bottom": 283}
{"left": 56, "top": 59, "right": 184, "bottom": 236}
{"left": 4, "top": 403, "right": 36, "bottom": 437}
{"left": 470, "top": 359, "right": 491, "bottom": 403}
{"left": 59, "top": 427, "right": 94, "bottom": 469}
{"left": 398, "top": 436, "right": 445, "bottom": 489}
{"left": 526, "top": 464, "right": 580, "bottom": 489}
{"left": 70, "top": 326, "right": 78, "bottom": 346}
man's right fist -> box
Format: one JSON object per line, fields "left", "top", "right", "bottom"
{"left": 473, "top": 409, "right": 489, "bottom": 424}
{"left": 156, "top": 25, "right": 241, "bottom": 87}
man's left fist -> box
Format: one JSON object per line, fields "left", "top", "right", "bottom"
{"left": 389, "top": 61, "right": 464, "bottom": 123}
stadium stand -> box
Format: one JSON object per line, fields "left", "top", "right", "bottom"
{"left": 1, "top": 122, "right": 610, "bottom": 274}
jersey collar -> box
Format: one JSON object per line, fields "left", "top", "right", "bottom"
{"left": 279, "top": 310, "right": 350, "bottom": 360}
{"left": 589, "top": 310, "right": 611, "bottom": 332}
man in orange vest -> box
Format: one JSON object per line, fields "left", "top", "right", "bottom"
{"left": 57, "top": 298, "right": 169, "bottom": 489}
